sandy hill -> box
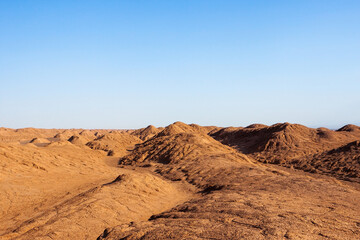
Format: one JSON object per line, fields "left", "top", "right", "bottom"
{"left": 288, "top": 140, "right": 360, "bottom": 181}
{"left": 86, "top": 132, "right": 142, "bottom": 157}
{"left": 99, "top": 122, "right": 360, "bottom": 239}
{"left": 4, "top": 170, "right": 191, "bottom": 240}
{"left": 154, "top": 121, "right": 221, "bottom": 138}
{"left": 29, "top": 137, "right": 50, "bottom": 144}
{"left": 211, "top": 122, "right": 360, "bottom": 164}
{"left": 27, "top": 137, "right": 51, "bottom": 147}
{"left": 53, "top": 132, "right": 69, "bottom": 141}
{"left": 48, "top": 129, "right": 97, "bottom": 142}
{"left": 67, "top": 134, "right": 89, "bottom": 146}
{"left": 1, "top": 122, "right": 360, "bottom": 239}
{"left": 131, "top": 125, "right": 160, "bottom": 140}
{"left": 155, "top": 121, "right": 198, "bottom": 137}
{"left": 53, "top": 130, "right": 77, "bottom": 140}
{"left": 121, "top": 126, "right": 247, "bottom": 166}
{"left": 189, "top": 123, "right": 222, "bottom": 135}
{"left": 0, "top": 128, "right": 193, "bottom": 240}
{"left": 77, "top": 130, "right": 98, "bottom": 140}
{"left": 337, "top": 124, "right": 360, "bottom": 132}
{"left": 245, "top": 123, "right": 268, "bottom": 129}
{"left": 0, "top": 128, "right": 59, "bottom": 143}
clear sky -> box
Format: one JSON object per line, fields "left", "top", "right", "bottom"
{"left": 1, "top": 0, "right": 359, "bottom": 129}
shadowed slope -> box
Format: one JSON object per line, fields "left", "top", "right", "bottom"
{"left": 289, "top": 140, "right": 360, "bottom": 181}
{"left": 337, "top": 124, "right": 360, "bottom": 132}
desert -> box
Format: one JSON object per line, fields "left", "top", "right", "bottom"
{"left": 1, "top": 122, "right": 360, "bottom": 239}
{"left": 2, "top": 1, "right": 360, "bottom": 239}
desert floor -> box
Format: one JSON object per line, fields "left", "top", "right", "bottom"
{"left": 1, "top": 122, "right": 360, "bottom": 239}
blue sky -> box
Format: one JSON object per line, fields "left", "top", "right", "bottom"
{"left": 0, "top": 0, "right": 359, "bottom": 129}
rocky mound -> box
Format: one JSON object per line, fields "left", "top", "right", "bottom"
{"left": 337, "top": 124, "right": 360, "bottom": 132}
{"left": 289, "top": 140, "right": 360, "bottom": 180}
{"left": 119, "top": 122, "right": 254, "bottom": 187}
{"left": 46, "top": 140, "right": 74, "bottom": 147}
{"left": 68, "top": 135, "right": 88, "bottom": 146}
{"left": 29, "top": 138, "right": 50, "bottom": 144}
{"left": 153, "top": 121, "right": 221, "bottom": 138}
{"left": 119, "top": 132, "right": 247, "bottom": 166}
{"left": 154, "top": 122, "right": 197, "bottom": 137}
{"left": 2, "top": 123, "right": 360, "bottom": 240}
{"left": 245, "top": 123, "right": 268, "bottom": 129}
{"left": 53, "top": 130, "right": 77, "bottom": 140}
{"left": 0, "top": 128, "right": 59, "bottom": 143}
{"left": 86, "top": 132, "right": 142, "bottom": 156}
{"left": 131, "top": 125, "right": 160, "bottom": 140}
{"left": 211, "top": 122, "right": 360, "bottom": 164}
{"left": 53, "top": 133, "right": 66, "bottom": 140}
{"left": 78, "top": 130, "right": 97, "bottom": 139}
{"left": 189, "top": 124, "right": 221, "bottom": 135}
{"left": 100, "top": 122, "right": 360, "bottom": 240}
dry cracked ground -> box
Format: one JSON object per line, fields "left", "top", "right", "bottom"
{"left": 1, "top": 122, "right": 360, "bottom": 239}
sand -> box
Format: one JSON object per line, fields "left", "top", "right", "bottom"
{"left": 1, "top": 122, "right": 360, "bottom": 239}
